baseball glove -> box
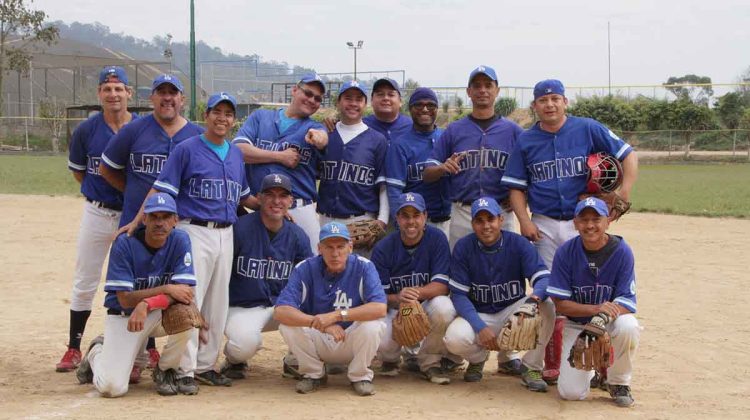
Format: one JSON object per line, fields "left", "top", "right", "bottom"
{"left": 392, "top": 300, "right": 431, "bottom": 347}
{"left": 162, "top": 302, "right": 204, "bottom": 335}
{"left": 497, "top": 298, "right": 541, "bottom": 351}
{"left": 346, "top": 220, "right": 386, "bottom": 248}
{"left": 580, "top": 192, "right": 631, "bottom": 221}
{"left": 567, "top": 313, "right": 612, "bottom": 371}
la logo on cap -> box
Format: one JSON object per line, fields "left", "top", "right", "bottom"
{"left": 331, "top": 225, "right": 340, "bottom": 233}
{"left": 158, "top": 196, "right": 166, "bottom": 204}
{"left": 585, "top": 197, "right": 596, "bottom": 206}
{"left": 405, "top": 193, "right": 415, "bottom": 202}
{"left": 477, "top": 66, "right": 485, "bottom": 72}
{"left": 274, "top": 174, "right": 282, "bottom": 183}
{"left": 479, "top": 198, "right": 489, "bottom": 207}
{"left": 315, "top": 74, "right": 321, "bottom": 81}
{"left": 221, "top": 93, "right": 229, "bottom": 100}
{"left": 545, "top": 88, "right": 552, "bottom": 93}
{"left": 351, "top": 81, "right": 359, "bottom": 87}
{"left": 164, "top": 75, "right": 172, "bottom": 80}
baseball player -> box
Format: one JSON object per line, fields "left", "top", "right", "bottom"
{"left": 546, "top": 197, "right": 639, "bottom": 407}
{"left": 317, "top": 81, "right": 389, "bottom": 258}
{"left": 75, "top": 192, "right": 197, "bottom": 397}
{"left": 221, "top": 173, "right": 313, "bottom": 380}
{"left": 385, "top": 88, "right": 451, "bottom": 237}
{"left": 424, "top": 65, "right": 523, "bottom": 249}
{"left": 443, "top": 197, "right": 555, "bottom": 392}
{"left": 501, "top": 79, "right": 638, "bottom": 383}
{"left": 274, "top": 222, "right": 387, "bottom": 396}
{"left": 58, "top": 66, "right": 136, "bottom": 373}
{"left": 362, "top": 77, "right": 413, "bottom": 143}
{"left": 371, "top": 193, "right": 458, "bottom": 384}
{"left": 233, "top": 73, "right": 329, "bottom": 252}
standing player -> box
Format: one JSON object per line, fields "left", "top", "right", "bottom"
{"left": 443, "top": 197, "right": 555, "bottom": 392}
{"left": 76, "top": 193, "right": 197, "bottom": 397}
{"left": 58, "top": 66, "right": 135, "bottom": 372}
{"left": 362, "top": 78, "right": 412, "bottom": 143}
{"left": 501, "top": 79, "right": 638, "bottom": 383}
{"left": 274, "top": 222, "right": 387, "bottom": 396}
{"left": 317, "top": 81, "right": 389, "bottom": 257}
{"left": 371, "top": 193, "right": 457, "bottom": 384}
{"left": 233, "top": 73, "right": 329, "bottom": 251}
{"left": 546, "top": 197, "right": 639, "bottom": 407}
{"left": 221, "top": 173, "right": 313, "bottom": 380}
{"left": 385, "top": 88, "right": 451, "bottom": 237}
{"left": 424, "top": 65, "right": 523, "bottom": 249}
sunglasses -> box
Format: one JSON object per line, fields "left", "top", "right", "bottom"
{"left": 411, "top": 102, "right": 438, "bottom": 111}
{"left": 298, "top": 85, "right": 323, "bottom": 103}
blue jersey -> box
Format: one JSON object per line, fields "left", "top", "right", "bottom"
{"left": 385, "top": 127, "right": 451, "bottom": 220}
{"left": 101, "top": 115, "right": 204, "bottom": 227}
{"left": 316, "top": 127, "right": 387, "bottom": 217}
{"left": 233, "top": 108, "right": 324, "bottom": 200}
{"left": 426, "top": 116, "right": 522, "bottom": 203}
{"left": 449, "top": 231, "right": 550, "bottom": 332}
{"left": 370, "top": 225, "right": 450, "bottom": 295}
{"left": 103, "top": 228, "right": 196, "bottom": 314}
{"left": 276, "top": 254, "right": 387, "bottom": 329}
{"left": 67, "top": 112, "right": 138, "bottom": 206}
{"left": 501, "top": 116, "right": 633, "bottom": 219}
{"left": 363, "top": 113, "right": 412, "bottom": 144}
{"left": 546, "top": 235, "right": 636, "bottom": 324}
{"left": 153, "top": 135, "right": 250, "bottom": 225}
{"left": 229, "top": 212, "right": 313, "bottom": 308}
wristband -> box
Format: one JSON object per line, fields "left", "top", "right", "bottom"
{"left": 144, "top": 294, "right": 170, "bottom": 310}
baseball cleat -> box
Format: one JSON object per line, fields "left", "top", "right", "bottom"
{"left": 129, "top": 365, "right": 142, "bottom": 384}
{"left": 351, "top": 380, "right": 376, "bottom": 396}
{"left": 440, "top": 357, "right": 463, "bottom": 374}
{"left": 377, "top": 361, "right": 400, "bottom": 377}
{"left": 221, "top": 361, "right": 248, "bottom": 380}
{"left": 404, "top": 356, "right": 420, "bottom": 373}
{"left": 282, "top": 359, "right": 303, "bottom": 380}
{"left": 609, "top": 385, "right": 635, "bottom": 407}
{"left": 56, "top": 348, "right": 82, "bottom": 372}
{"left": 176, "top": 376, "right": 199, "bottom": 395}
{"left": 463, "top": 361, "right": 485, "bottom": 382}
{"left": 498, "top": 359, "right": 525, "bottom": 376}
{"left": 76, "top": 335, "right": 103, "bottom": 384}
{"left": 423, "top": 367, "right": 450, "bottom": 385}
{"left": 195, "top": 370, "right": 232, "bottom": 387}
{"left": 152, "top": 366, "right": 178, "bottom": 396}
{"left": 521, "top": 369, "right": 548, "bottom": 392}
{"left": 296, "top": 375, "right": 327, "bottom": 394}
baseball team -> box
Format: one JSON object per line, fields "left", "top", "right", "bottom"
{"left": 60, "top": 64, "right": 640, "bottom": 406}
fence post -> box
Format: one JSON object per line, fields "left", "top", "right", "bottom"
{"left": 732, "top": 130, "right": 737, "bottom": 156}
{"left": 668, "top": 130, "right": 672, "bottom": 157}
{"left": 24, "top": 117, "right": 29, "bottom": 151}
{"left": 684, "top": 131, "right": 690, "bottom": 159}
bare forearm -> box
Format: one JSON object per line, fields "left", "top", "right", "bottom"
{"left": 72, "top": 171, "right": 84, "bottom": 185}
{"left": 619, "top": 152, "right": 638, "bottom": 199}
{"left": 509, "top": 189, "right": 531, "bottom": 224}
{"left": 100, "top": 165, "right": 126, "bottom": 192}
{"left": 116, "top": 287, "right": 175, "bottom": 309}
{"left": 422, "top": 165, "right": 445, "bottom": 183}
{"left": 417, "top": 282, "right": 449, "bottom": 301}
{"left": 237, "top": 142, "right": 284, "bottom": 164}
{"left": 552, "top": 298, "right": 630, "bottom": 318}
{"left": 274, "top": 305, "right": 315, "bottom": 327}
{"left": 347, "top": 302, "right": 387, "bottom": 321}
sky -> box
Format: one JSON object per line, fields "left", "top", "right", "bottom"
{"left": 33, "top": 0, "right": 750, "bottom": 89}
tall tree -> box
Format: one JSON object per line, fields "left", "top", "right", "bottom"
{"left": 663, "top": 74, "right": 713, "bottom": 105}
{"left": 714, "top": 92, "right": 747, "bottom": 129}
{"left": 0, "top": 0, "right": 59, "bottom": 116}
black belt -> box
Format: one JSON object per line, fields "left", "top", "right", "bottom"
{"left": 454, "top": 201, "right": 473, "bottom": 206}
{"left": 430, "top": 215, "right": 451, "bottom": 223}
{"left": 538, "top": 214, "right": 574, "bottom": 221}
{"left": 321, "top": 212, "right": 365, "bottom": 219}
{"left": 107, "top": 308, "right": 129, "bottom": 316}
{"left": 189, "top": 219, "right": 232, "bottom": 229}
{"left": 290, "top": 198, "right": 315, "bottom": 209}
{"left": 86, "top": 198, "right": 123, "bottom": 211}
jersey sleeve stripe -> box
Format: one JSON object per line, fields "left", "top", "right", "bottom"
{"left": 613, "top": 297, "right": 637, "bottom": 312}
{"left": 240, "top": 187, "right": 252, "bottom": 197}
{"left": 104, "top": 280, "right": 133, "bottom": 289}
{"left": 425, "top": 159, "right": 441, "bottom": 166}
{"left": 448, "top": 279, "right": 470, "bottom": 292}
{"left": 374, "top": 175, "right": 387, "bottom": 184}
{"left": 232, "top": 136, "right": 252, "bottom": 145}
{"left": 545, "top": 286, "right": 572, "bottom": 298}
{"left": 101, "top": 153, "right": 124, "bottom": 170}
{"left": 529, "top": 270, "right": 551, "bottom": 285}
{"left": 67, "top": 160, "right": 86, "bottom": 171}
{"left": 500, "top": 175, "right": 528, "bottom": 188}
{"left": 615, "top": 144, "right": 632, "bottom": 160}
{"left": 171, "top": 273, "right": 197, "bottom": 283}
{"left": 153, "top": 180, "right": 179, "bottom": 195}
{"left": 431, "top": 274, "right": 450, "bottom": 283}
{"left": 359, "top": 276, "right": 364, "bottom": 301}
{"left": 385, "top": 177, "right": 406, "bottom": 187}
{"left": 301, "top": 282, "right": 307, "bottom": 305}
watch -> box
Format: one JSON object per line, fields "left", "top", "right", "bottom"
{"left": 340, "top": 309, "right": 349, "bottom": 322}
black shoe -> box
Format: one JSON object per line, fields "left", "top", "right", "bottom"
{"left": 440, "top": 357, "right": 463, "bottom": 373}
{"left": 177, "top": 376, "right": 199, "bottom": 395}
{"left": 76, "top": 335, "right": 104, "bottom": 384}
{"left": 296, "top": 375, "right": 327, "bottom": 394}
{"left": 221, "top": 361, "right": 248, "bottom": 380}
{"left": 152, "top": 367, "right": 178, "bottom": 396}
{"left": 282, "top": 359, "right": 303, "bottom": 380}
{"left": 195, "top": 370, "right": 233, "bottom": 387}
{"left": 464, "top": 361, "right": 485, "bottom": 382}
{"left": 609, "top": 385, "right": 635, "bottom": 407}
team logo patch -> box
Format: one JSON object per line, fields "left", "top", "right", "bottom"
{"left": 163, "top": 74, "right": 172, "bottom": 80}
{"left": 585, "top": 197, "right": 596, "bottom": 206}
{"left": 184, "top": 252, "right": 192, "bottom": 267}
{"left": 351, "top": 80, "right": 360, "bottom": 87}
{"left": 477, "top": 65, "right": 485, "bottom": 72}
{"left": 479, "top": 198, "right": 489, "bottom": 207}
{"left": 274, "top": 174, "right": 282, "bottom": 183}
{"left": 331, "top": 225, "right": 340, "bottom": 234}
{"left": 405, "top": 193, "right": 415, "bottom": 202}
{"left": 545, "top": 88, "right": 552, "bottom": 93}
{"left": 157, "top": 195, "right": 166, "bottom": 204}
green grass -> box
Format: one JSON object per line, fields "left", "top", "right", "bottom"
{"left": 1, "top": 155, "right": 749, "bottom": 218}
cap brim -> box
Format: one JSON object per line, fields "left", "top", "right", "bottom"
{"left": 153, "top": 81, "right": 183, "bottom": 92}
{"left": 144, "top": 206, "right": 176, "bottom": 214}
{"left": 575, "top": 205, "right": 608, "bottom": 217}
{"left": 320, "top": 233, "right": 350, "bottom": 242}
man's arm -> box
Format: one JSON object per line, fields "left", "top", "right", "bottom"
{"left": 552, "top": 297, "right": 630, "bottom": 320}
{"left": 423, "top": 152, "right": 463, "bottom": 183}
{"left": 116, "top": 284, "right": 194, "bottom": 309}
{"left": 100, "top": 164, "right": 126, "bottom": 192}
{"left": 274, "top": 304, "right": 316, "bottom": 327}
{"left": 509, "top": 189, "right": 540, "bottom": 242}
{"left": 618, "top": 152, "right": 638, "bottom": 201}
{"left": 72, "top": 171, "right": 84, "bottom": 185}
{"left": 235, "top": 142, "right": 300, "bottom": 168}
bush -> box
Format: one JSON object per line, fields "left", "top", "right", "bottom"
{"left": 494, "top": 97, "right": 517, "bottom": 117}
{"left": 568, "top": 95, "right": 640, "bottom": 131}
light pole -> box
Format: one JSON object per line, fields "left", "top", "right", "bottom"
{"left": 189, "top": 0, "right": 196, "bottom": 120}
{"left": 346, "top": 40, "right": 363, "bottom": 80}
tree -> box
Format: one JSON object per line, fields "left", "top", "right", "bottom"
{"left": 663, "top": 74, "right": 713, "bottom": 105}
{"left": 38, "top": 96, "right": 65, "bottom": 152}
{"left": 714, "top": 92, "right": 747, "bottom": 129}
{"left": 567, "top": 95, "right": 640, "bottom": 131}
{"left": 494, "top": 97, "right": 517, "bottom": 117}
{"left": 0, "top": 0, "right": 59, "bottom": 116}
{"left": 667, "top": 98, "right": 717, "bottom": 157}
{"left": 401, "top": 78, "right": 420, "bottom": 113}
{"left": 455, "top": 96, "right": 463, "bottom": 115}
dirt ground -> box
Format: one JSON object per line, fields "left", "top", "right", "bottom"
{"left": 1, "top": 194, "right": 748, "bottom": 419}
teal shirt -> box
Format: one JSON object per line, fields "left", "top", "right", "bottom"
{"left": 277, "top": 108, "right": 299, "bottom": 134}
{"left": 200, "top": 135, "right": 230, "bottom": 161}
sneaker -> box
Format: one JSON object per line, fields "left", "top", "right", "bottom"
{"left": 609, "top": 385, "right": 635, "bottom": 407}
{"left": 176, "top": 376, "right": 199, "bottom": 395}
{"left": 282, "top": 359, "right": 303, "bottom": 380}
{"left": 76, "top": 335, "right": 103, "bottom": 384}
{"left": 591, "top": 371, "right": 608, "bottom": 391}
{"left": 440, "top": 357, "right": 462, "bottom": 374}
{"left": 423, "top": 367, "right": 450, "bottom": 385}
{"left": 498, "top": 359, "right": 525, "bottom": 376}
{"left": 56, "top": 348, "right": 82, "bottom": 372}
{"left": 351, "top": 380, "right": 376, "bottom": 396}
{"left": 521, "top": 369, "right": 548, "bottom": 392}
{"left": 152, "top": 367, "right": 178, "bottom": 396}
{"left": 129, "top": 365, "right": 142, "bottom": 384}
{"left": 295, "top": 376, "right": 327, "bottom": 394}
{"left": 147, "top": 348, "right": 160, "bottom": 369}
{"left": 463, "top": 361, "right": 485, "bottom": 382}
{"left": 325, "top": 363, "right": 347, "bottom": 375}
{"left": 221, "top": 361, "right": 248, "bottom": 380}
{"left": 404, "top": 356, "right": 420, "bottom": 373}
{"left": 378, "top": 361, "right": 400, "bottom": 377}
{"left": 195, "top": 370, "right": 233, "bottom": 387}
{"left": 542, "top": 368, "right": 559, "bottom": 385}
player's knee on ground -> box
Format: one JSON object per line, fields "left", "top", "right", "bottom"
{"left": 557, "top": 380, "right": 590, "bottom": 401}
{"left": 443, "top": 318, "right": 474, "bottom": 355}
{"left": 225, "top": 330, "right": 263, "bottom": 362}
{"left": 94, "top": 372, "right": 129, "bottom": 398}
{"left": 611, "top": 314, "right": 640, "bottom": 342}
{"left": 427, "top": 296, "right": 457, "bottom": 328}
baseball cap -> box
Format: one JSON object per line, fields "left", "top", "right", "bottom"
{"left": 408, "top": 87, "right": 439, "bottom": 107}
{"left": 372, "top": 77, "right": 401, "bottom": 96}
{"left": 206, "top": 92, "right": 237, "bottom": 112}
{"left": 144, "top": 192, "right": 177, "bottom": 214}
{"left": 396, "top": 192, "right": 426, "bottom": 213}
{"left": 471, "top": 196, "right": 502, "bottom": 219}
{"left": 299, "top": 72, "right": 326, "bottom": 93}
{"left": 99, "top": 66, "right": 128, "bottom": 85}
{"left": 468, "top": 65, "right": 498, "bottom": 86}
{"left": 319, "top": 222, "right": 351, "bottom": 242}
{"left": 152, "top": 74, "right": 184, "bottom": 93}
{"left": 574, "top": 197, "right": 609, "bottom": 217}
{"left": 533, "top": 79, "right": 565, "bottom": 100}
{"left": 260, "top": 173, "right": 292, "bottom": 194}
{"left": 338, "top": 80, "right": 368, "bottom": 98}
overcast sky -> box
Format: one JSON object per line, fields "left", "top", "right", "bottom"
{"left": 34, "top": 0, "right": 749, "bottom": 89}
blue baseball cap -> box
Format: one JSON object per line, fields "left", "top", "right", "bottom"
{"left": 338, "top": 80, "right": 368, "bottom": 98}
{"left": 409, "top": 87, "right": 439, "bottom": 107}
{"left": 471, "top": 196, "right": 502, "bottom": 219}
{"left": 372, "top": 77, "right": 401, "bottom": 96}
{"left": 207, "top": 92, "right": 237, "bottom": 112}
{"left": 534, "top": 79, "right": 565, "bottom": 99}
{"left": 574, "top": 197, "right": 609, "bottom": 217}
{"left": 144, "top": 192, "right": 177, "bottom": 214}
{"left": 299, "top": 72, "right": 326, "bottom": 93}
{"left": 152, "top": 74, "right": 184, "bottom": 93}
{"left": 396, "top": 192, "right": 426, "bottom": 213}
{"left": 468, "top": 65, "right": 498, "bottom": 86}
{"left": 99, "top": 66, "right": 128, "bottom": 85}
{"left": 260, "top": 173, "right": 292, "bottom": 194}
{"left": 319, "top": 222, "right": 351, "bottom": 242}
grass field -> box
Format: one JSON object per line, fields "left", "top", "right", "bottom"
{"left": 1, "top": 155, "right": 748, "bottom": 218}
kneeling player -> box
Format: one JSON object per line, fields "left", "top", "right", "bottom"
{"left": 443, "top": 197, "right": 555, "bottom": 391}
{"left": 76, "top": 193, "right": 197, "bottom": 397}
{"left": 546, "top": 197, "right": 639, "bottom": 407}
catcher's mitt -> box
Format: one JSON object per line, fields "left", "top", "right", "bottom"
{"left": 567, "top": 313, "right": 612, "bottom": 371}
{"left": 162, "top": 302, "right": 204, "bottom": 335}
{"left": 346, "top": 220, "right": 386, "bottom": 248}
{"left": 392, "top": 300, "right": 431, "bottom": 347}
{"left": 579, "top": 192, "right": 631, "bottom": 221}
{"left": 497, "top": 298, "right": 541, "bottom": 351}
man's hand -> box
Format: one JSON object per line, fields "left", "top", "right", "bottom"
{"left": 519, "top": 219, "right": 541, "bottom": 242}
{"left": 305, "top": 129, "right": 328, "bottom": 149}
{"left": 324, "top": 324, "right": 346, "bottom": 342}
{"left": 323, "top": 117, "right": 337, "bottom": 133}
{"left": 595, "top": 301, "right": 620, "bottom": 320}
{"left": 478, "top": 326, "right": 500, "bottom": 351}
{"left": 115, "top": 217, "right": 142, "bottom": 239}
{"left": 278, "top": 148, "right": 300, "bottom": 168}
{"left": 310, "top": 311, "right": 340, "bottom": 331}
{"left": 127, "top": 302, "right": 148, "bottom": 332}
{"left": 398, "top": 287, "right": 421, "bottom": 303}
{"left": 442, "top": 152, "right": 464, "bottom": 175}
{"left": 166, "top": 284, "right": 194, "bottom": 305}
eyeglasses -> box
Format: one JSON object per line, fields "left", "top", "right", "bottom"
{"left": 410, "top": 102, "right": 438, "bottom": 111}
{"left": 297, "top": 85, "right": 323, "bottom": 103}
